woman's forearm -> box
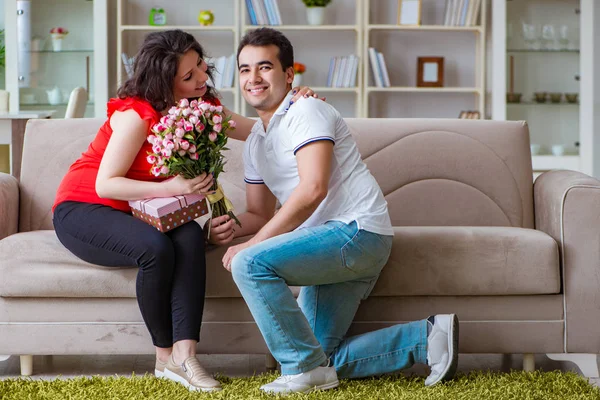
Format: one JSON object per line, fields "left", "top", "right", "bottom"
{"left": 223, "top": 107, "right": 255, "bottom": 141}
{"left": 96, "top": 177, "right": 171, "bottom": 201}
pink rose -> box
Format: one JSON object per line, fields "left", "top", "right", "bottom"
{"left": 157, "top": 157, "right": 165, "bottom": 166}
{"left": 147, "top": 135, "right": 157, "bottom": 144}
{"left": 192, "top": 109, "right": 202, "bottom": 117}
{"left": 152, "top": 166, "right": 162, "bottom": 177}
{"left": 160, "top": 116, "right": 169, "bottom": 125}
{"left": 152, "top": 144, "right": 162, "bottom": 154}
{"left": 176, "top": 120, "right": 184, "bottom": 128}
{"left": 208, "top": 132, "right": 217, "bottom": 142}
{"left": 160, "top": 166, "right": 170, "bottom": 175}
{"left": 190, "top": 152, "right": 199, "bottom": 160}
{"left": 165, "top": 117, "right": 175, "bottom": 127}
{"left": 162, "top": 139, "right": 175, "bottom": 150}
{"left": 209, "top": 106, "right": 216, "bottom": 112}
{"left": 190, "top": 100, "right": 198, "bottom": 108}
{"left": 178, "top": 98, "right": 189, "bottom": 108}
{"left": 182, "top": 108, "right": 192, "bottom": 117}
{"left": 215, "top": 105, "right": 223, "bottom": 113}
{"left": 164, "top": 133, "right": 173, "bottom": 140}
{"left": 178, "top": 150, "right": 187, "bottom": 156}
{"left": 146, "top": 155, "right": 157, "bottom": 164}
{"left": 175, "top": 128, "right": 185, "bottom": 138}
{"left": 189, "top": 144, "right": 197, "bottom": 153}
{"left": 213, "top": 124, "right": 222, "bottom": 133}
{"left": 183, "top": 122, "right": 194, "bottom": 132}
{"left": 199, "top": 102, "right": 211, "bottom": 112}
{"left": 162, "top": 148, "right": 172, "bottom": 157}
{"left": 195, "top": 122, "right": 205, "bottom": 132}
{"left": 180, "top": 140, "right": 190, "bottom": 150}
{"left": 188, "top": 115, "right": 199, "bottom": 125}
{"left": 212, "top": 115, "right": 222, "bottom": 124}
{"left": 229, "top": 120, "right": 237, "bottom": 128}
{"left": 168, "top": 107, "right": 179, "bottom": 116}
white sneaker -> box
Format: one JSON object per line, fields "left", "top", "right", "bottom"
{"left": 424, "top": 314, "right": 459, "bottom": 386}
{"left": 260, "top": 365, "right": 339, "bottom": 394}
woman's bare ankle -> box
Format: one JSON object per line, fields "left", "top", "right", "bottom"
{"left": 156, "top": 347, "right": 172, "bottom": 364}
{"left": 172, "top": 340, "right": 197, "bottom": 365}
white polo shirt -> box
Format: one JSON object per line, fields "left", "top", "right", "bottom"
{"left": 243, "top": 92, "right": 393, "bottom": 236}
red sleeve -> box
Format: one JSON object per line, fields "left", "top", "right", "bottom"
{"left": 107, "top": 97, "right": 161, "bottom": 126}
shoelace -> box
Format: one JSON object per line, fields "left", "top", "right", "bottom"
{"left": 272, "top": 373, "right": 302, "bottom": 384}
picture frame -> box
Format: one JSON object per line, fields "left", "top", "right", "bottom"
{"left": 417, "top": 57, "right": 444, "bottom": 87}
{"left": 397, "top": 0, "right": 421, "bottom": 26}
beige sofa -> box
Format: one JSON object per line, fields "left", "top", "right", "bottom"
{"left": 1, "top": 117, "right": 599, "bottom": 377}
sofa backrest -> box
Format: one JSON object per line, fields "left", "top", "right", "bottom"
{"left": 18, "top": 117, "right": 533, "bottom": 232}
{"left": 346, "top": 118, "right": 534, "bottom": 228}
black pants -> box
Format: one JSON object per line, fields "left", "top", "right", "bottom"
{"left": 53, "top": 201, "right": 207, "bottom": 348}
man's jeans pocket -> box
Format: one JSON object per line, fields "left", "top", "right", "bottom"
{"left": 340, "top": 225, "right": 392, "bottom": 276}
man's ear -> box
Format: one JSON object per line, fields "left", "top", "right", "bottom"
{"left": 286, "top": 67, "right": 295, "bottom": 84}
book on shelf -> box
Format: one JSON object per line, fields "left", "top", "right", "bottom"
{"left": 368, "top": 48, "right": 390, "bottom": 88}
{"left": 326, "top": 55, "right": 359, "bottom": 88}
{"left": 246, "top": 0, "right": 282, "bottom": 25}
{"left": 443, "top": 0, "right": 481, "bottom": 26}
{"left": 121, "top": 53, "right": 135, "bottom": 79}
{"left": 207, "top": 54, "right": 236, "bottom": 89}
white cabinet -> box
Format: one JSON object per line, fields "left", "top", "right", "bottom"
{"left": 4, "top": 0, "right": 108, "bottom": 118}
{"left": 491, "top": 0, "right": 598, "bottom": 176}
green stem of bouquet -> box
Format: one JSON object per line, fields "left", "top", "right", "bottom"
{"left": 209, "top": 181, "right": 241, "bottom": 229}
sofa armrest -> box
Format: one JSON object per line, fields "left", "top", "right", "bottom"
{"left": 0, "top": 172, "right": 19, "bottom": 240}
{"left": 534, "top": 170, "right": 600, "bottom": 353}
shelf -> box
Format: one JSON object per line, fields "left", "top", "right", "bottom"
{"left": 532, "top": 155, "right": 580, "bottom": 171}
{"left": 20, "top": 103, "right": 95, "bottom": 107}
{"left": 309, "top": 87, "right": 359, "bottom": 93}
{"left": 243, "top": 24, "right": 359, "bottom": 31}
{"left": 30, "top": 50, "right": 94, "bottom": 54}
{"left": 507, "top": 49, "right": 580, "bottom": 53}
{"left": 367, "top": 87, "right": 482, "bottom": 93}
{"left": 120, "top": 25, "right": 237, "bottom": 32}
{"left": 368, "top": 24, "right": 482, "bottom": 32}
{"left": 507, "top": 102, "right": 579, "bottom": 106}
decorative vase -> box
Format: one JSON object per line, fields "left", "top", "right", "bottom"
{"left": 292, "top": 74, "right": 302, "bottom": 88}
{"left": 306, "top": 7, "right": 326, "bottom": 25}
{"left": 51, "top": 33, "right": 66, "bottom": 51}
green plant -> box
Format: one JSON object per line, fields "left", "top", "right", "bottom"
{"left": 0, "top": 30, "right": 5, "bottom": 69}
{"left": 302, "top": 0, "right": 332, "bottom": 7}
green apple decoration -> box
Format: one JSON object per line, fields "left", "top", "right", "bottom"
{"left": 198, "top": 10, "right": 215, "bottom": 26}
{"left": 149, "top": 8, "right": 167, "bottom": 26}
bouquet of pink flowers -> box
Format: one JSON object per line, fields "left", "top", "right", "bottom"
{"left": 146, "top": 98, "right": 240, "bottom": 231}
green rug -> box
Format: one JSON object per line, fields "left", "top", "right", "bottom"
{"left": 1, "top": 371, "right": 598, "bottom": 399}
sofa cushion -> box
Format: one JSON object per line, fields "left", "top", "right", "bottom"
{"left": 0, "top": 226, "right": 559, "bottom": 298}
{"left": 0, "top": 230, "right": 248, "bottom": 298}
{"left": 371, "top": 226, "right": 560, "bottom": 296}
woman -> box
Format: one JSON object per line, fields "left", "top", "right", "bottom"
{"left": 52, "top": 30, "right": 318, "bottom": 392}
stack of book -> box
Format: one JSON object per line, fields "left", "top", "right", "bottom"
{"left": 443, "top": 0, "right": 482, "bottom": 26}
{"left": 368, "top": 48, "right": 391, "bottom": 88}
{"left": 206, "top": 54, "right": 237, "bottom": 89}
{"left": 246, "top": 0, "right": 282, "bottom": 25}
{"left": 326, "top": 55, "right": 360, "bottom": 88}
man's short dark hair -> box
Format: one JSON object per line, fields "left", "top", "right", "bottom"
{"left": 237, "top": 28, "right": 294, "bottom": 71}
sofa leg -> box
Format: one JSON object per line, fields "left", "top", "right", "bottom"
{"left": 523, "top": 353, "right": 535, "bottom": 372}
{"left": 266, "top": 353, "right": 277, "bottom": 371}
{"left": 546, "top": 353, "right": 599, "bottom": 378}
{"left": 20, "top": 355, "right": 33, "bottom": 376}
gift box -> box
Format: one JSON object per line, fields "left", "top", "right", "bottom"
{"left": 129, "top": 194, "right": 209, "bottom": 233}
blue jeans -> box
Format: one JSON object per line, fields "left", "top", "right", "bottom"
{"left": 231, "top": 220, "right": 428, "bottom": 378}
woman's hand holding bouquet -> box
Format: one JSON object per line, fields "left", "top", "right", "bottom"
{"left": 146, "top": 98, "right": 241, "bottom": 235}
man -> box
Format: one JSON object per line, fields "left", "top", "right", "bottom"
{"left": 208, "top": 27, "right": 459, "bottom": 394}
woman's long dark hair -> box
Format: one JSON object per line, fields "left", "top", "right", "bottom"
{"left": 117, "top": 30, "right": 217, "bottom": 112}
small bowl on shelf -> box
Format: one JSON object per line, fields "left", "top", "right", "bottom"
{"left": 530, "top": 144, "right": 542, "bottom": 155}
{"left": 551, "top": 144, "right": 566, "bottom": 156}
{"left": 549, "top": 93, "right": 562, "bottom": 103}
{"left": 506, "top": 92, "right": 522, "bottom": 103}
{"left": 533, "top": 92, "right": 548, "bottom": 103}
{"left": 565, "top": 93, "right": 578, "bottom": 103}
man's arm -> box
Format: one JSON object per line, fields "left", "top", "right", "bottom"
{"left": 251, "top": 140, "right": 333, "bottom": 243}
{"left": 207, "top": 182, "right": 277, "bottom": 245}
{"left": 221, "top": 140, "right": 333, "bottom": 270}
